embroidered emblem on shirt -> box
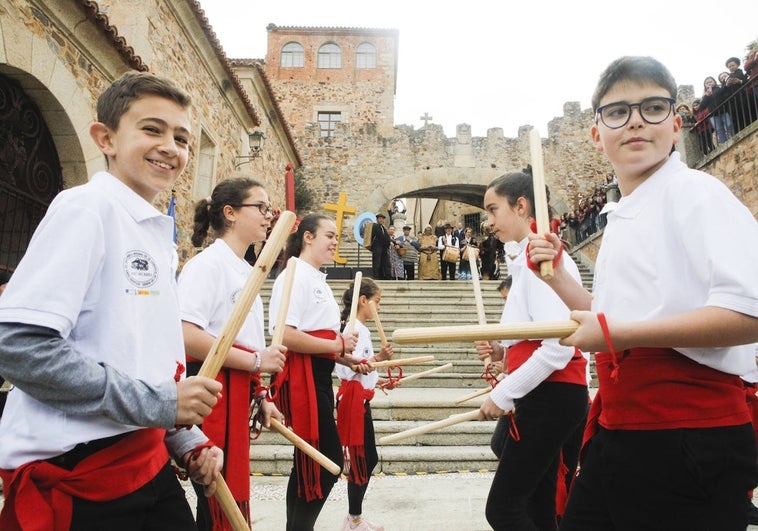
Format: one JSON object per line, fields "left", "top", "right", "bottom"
{"left": 123, "top": 250, "right": 159, "bottom": 288}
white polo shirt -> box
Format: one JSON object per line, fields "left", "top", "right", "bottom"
{"left": 269, "top": 257, "right": 340, "bottom": 335}
{"left": 178, "top": 238, "right": 265, "bottom": 350}
{"left": 490, "top": 238, "right": 585, "bottom": 411}
{"left": 593, "top": 152, "right": 758, "bottom": 375}
{"left": 0, "top": 172, "right": 184, "bottom": 467}
{"left": 335, "top": 320, "right": 379, "bottom": 390}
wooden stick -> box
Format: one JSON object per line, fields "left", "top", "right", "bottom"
{"left": 269, "top": 418, "right": 342, "bottom": 476}
{"left": 368, "top": 300, "right": 388, "bottom": 345}
{"left": 190, "top": 211, "right": 295, "bottom": 529}
{"left": 270, "top": 257, "right": 297, "bottom": 346}
{"left": 395, "top": 362, "right": 452, "bottom": 385}
{"left": 345, "top": 271, "right": 363, "bottom": 335}
{"left": 467, "top": 248, "right": 486, "bottom": 326}
{"left": 392, "top": 320, "right": 579, "bottom": 344}
{"left": 198, "top": 211, "right": 297, "bottom": 378}
{"left": 213, "top": 477, "right": 250, "bottom": 531}
{"left": 378, "top": 410, "right": 480, "bottom": 445}
{"left": 528, "top": 128, "right": 553, "bottom": 279}
{"left": 351, "top": 355, "right": 434, "bottom": 371}
{"left": 454, "top": 385, "right": 493, "bottom": 404}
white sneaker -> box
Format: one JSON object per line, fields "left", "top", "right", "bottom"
{"left": 341, "top": 514, "right": 384, "bottom": 531}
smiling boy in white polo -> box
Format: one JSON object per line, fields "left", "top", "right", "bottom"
{"left": 0, "top": 72, "right": 224, "bottom": 530}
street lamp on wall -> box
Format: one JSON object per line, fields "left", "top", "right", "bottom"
{"left": 234, "top": 130, "right": 265, "bottom": 168}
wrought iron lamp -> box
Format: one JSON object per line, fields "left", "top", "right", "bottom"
{"left": 234, "top": 130, "right": 265, "bottom": 168}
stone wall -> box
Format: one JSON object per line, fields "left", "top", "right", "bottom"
{"left": 264, "top": 25, "right": 399, "bottom": 138}
{"left": 1, "top": 0, "right": 296, "bottom": 265}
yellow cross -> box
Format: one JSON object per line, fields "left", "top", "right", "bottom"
{"left": 323, "top": 192, "right": 356, "bottom": 265}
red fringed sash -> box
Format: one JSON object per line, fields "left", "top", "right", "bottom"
{"left": 0, "top": 428, "right": 167, "bottom": 531}
{"left": 270, "top": 330, "right": 337, "bottom": 501}
{"left": 193, "top": 344, "right": 257, "bottom": 530}
{"left": 336, "top": 379, "right": 375, "bottom": 485}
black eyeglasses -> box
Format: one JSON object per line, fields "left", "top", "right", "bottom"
{"left": 595, "top": 97, "right": 676, "bottom": 129}
{"left": 235, "top": 202, "right": 273, "bottom": 216}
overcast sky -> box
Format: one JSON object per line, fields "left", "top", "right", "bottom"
{"left": 200, "top": 0, "right": 757, "bottom": 138}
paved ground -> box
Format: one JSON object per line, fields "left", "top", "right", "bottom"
{"left": 185, "top": 470, "right": 494, "bottom": 530}
{"left": 182, "top": 471, "right": 758, "bottom": 531}
{"left": 4, "top": 471, "right": 758, "bottom": 530}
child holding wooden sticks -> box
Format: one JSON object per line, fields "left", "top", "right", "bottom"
{"left": 178, "top": 176, "right": 287, "bottom": 530}
{"left": 268, "top": 213, "right": 368, "bottom": 530}
{"left": 528, "top": 56, "right": 758, "bottom": 530}
{"left": 336, "top": 277, "right": 394, "bottom": 531}
{"left": 477, "top": 171, "right": 589, "bottom": 530}
{"left": 0, "top": 71, "right": 223, "bottom": 529}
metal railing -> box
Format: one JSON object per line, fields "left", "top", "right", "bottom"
{"left": 0, "top": 180, "right": 49, "bottom": 272}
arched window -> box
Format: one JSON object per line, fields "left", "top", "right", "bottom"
{"left": 281, "top": 42, "right": 304, "bottom": 68}
{"left": 317, "top": 43, "right": 342, "bottom": 69}
{"left": 356, "top": 42, "right": 376, "bottom": 69}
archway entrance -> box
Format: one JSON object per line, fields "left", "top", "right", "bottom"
{"left": 0, "top": 73, "right": 63, "bottom": 273}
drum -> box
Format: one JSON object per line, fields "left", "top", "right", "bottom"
{"left": 442, "top": 246, "right": 460, "bottom": 263}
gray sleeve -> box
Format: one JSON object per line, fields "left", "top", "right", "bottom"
{"left": 164, "top": 426, "right": 210, "bottom": 465}
{"left": 0, "top": 322, "right": 177, "bottom": 428}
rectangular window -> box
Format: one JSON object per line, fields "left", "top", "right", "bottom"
{"left": 317, "top": 111, "right": 342, "bottom": 138}
{"left": 193, "top": 130, "right": 216, "bottom": 200}
{"left": 463, "top": 213, "right": 483, "bottom": 236}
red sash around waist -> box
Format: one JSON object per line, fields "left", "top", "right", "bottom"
{"left": 0, "top": 428, "right": 167, "bottom": 531}
{"left": 336, "top": 380, "right": 375, "bottom": 486}
{"left": 506, "top": 339, "right": 587, "bottom": 386}
{"left": 271, "top": 329, "right": 337, "bottom": 501}
{"left": 593, "top": 348, "right": 749, "bottom": 431}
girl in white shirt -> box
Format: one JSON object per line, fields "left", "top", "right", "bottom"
{"left": 178, "top": 177, "right": 287, "bottom": 529}
{"left": 268, "top": 214, "right": 367, "bottom": 530}
{"left": 336, "top": 278, "right": 393, "bottom": 531}
{"left": 477, "top": 171, "right": 589, "bottom": 530}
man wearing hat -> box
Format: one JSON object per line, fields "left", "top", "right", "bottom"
{"left": 437, "top": 223, "right": 459, "bottom": 280}
{"left": 370, "top": 212, "right": 391, "bottom": 280}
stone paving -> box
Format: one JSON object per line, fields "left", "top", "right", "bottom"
{"left": 4, "top": 471, "right": 758, "bottom": 530}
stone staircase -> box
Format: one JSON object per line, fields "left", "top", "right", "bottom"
{"left": 249, "top": 244, "right": 595, "bottom": 474}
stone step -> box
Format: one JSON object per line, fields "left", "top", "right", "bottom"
{"left": 249, "top": 388, "right": 499, "bottom": 474}
{"left": 249, "top": 268, "right": 596, "bottom": 472}
{"left": 249, "top": 444, "right": 500, "bottom": 475}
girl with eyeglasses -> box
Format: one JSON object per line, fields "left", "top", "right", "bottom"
{"left": 178, "top": 176, "right": 287, "bottom": 530}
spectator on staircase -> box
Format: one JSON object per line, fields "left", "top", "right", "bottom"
{"left": 397, "top": 225, "right": 419, "bottom": 281}
{"left": 417, "top": 225, "right": 441, "bottom": 280}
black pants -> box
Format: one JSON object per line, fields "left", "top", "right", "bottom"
{"left": 347, "top": 402, "right": 379, "bottom": 516}
{"left": 403, "top": 262, "right": 415, "bottom": 280}
{"left": 560, "top": 423, "right": 758, "bottom": 531}
{"left": 440, "top": 259, "right": 456, "bottom": 280}
{"left": 286, "top": 357, "right": 344, "bottom": 531}
{"left": 71, "top": 461, "right": 196, "bottom": 530}
{"left": 486, "top": 382, "right": 588, "bottom": 531}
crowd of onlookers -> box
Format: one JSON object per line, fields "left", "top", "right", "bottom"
{"left": 676, "top": 50, "right": 758, "bottom": 156}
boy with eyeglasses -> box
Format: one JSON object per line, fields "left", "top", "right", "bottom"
{"left": 527, "top": 56, "right": 758, "bottom": 530}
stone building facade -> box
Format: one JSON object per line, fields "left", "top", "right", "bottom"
{"left": 261, "top": 24, "right": 757, "bottom": 242}
{"left": 0, "top": 0, "right": 299, "bottom": 270}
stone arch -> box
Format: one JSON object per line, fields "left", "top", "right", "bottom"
{"left": 0, "top": 18, "right": 102, "bottom": 269}
{"left": 364, "top": 166, "right": 501, "bottom": 226}
{"left": 0, "top": 17, "right": 103, "bottom": 189}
